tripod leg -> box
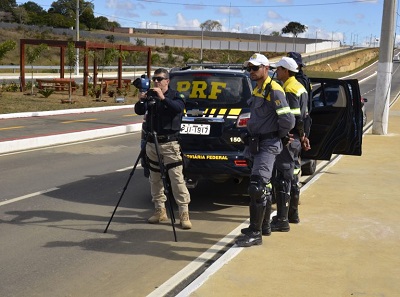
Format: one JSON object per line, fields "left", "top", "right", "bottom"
{"left": 152, "top": 134, "right": 178, "bottom": 242}
{"left": 104, "top": 148, "right": 144, "bottom": 233}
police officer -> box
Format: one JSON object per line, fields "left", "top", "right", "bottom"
{"left": 236, "top": 53, "right": 295, "bottom": 247}
{"left": 134, "top": 68, "right": 192, "bottom": 229}
{"left": 286, "top": 52, "right": 312, "bottom": 221}
{"left": 270, "top": 57, "right": 310, "bottom": 231}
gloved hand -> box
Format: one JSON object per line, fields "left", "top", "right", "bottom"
{"left": 281, "top": 133, "right": 293, "bottom": 146}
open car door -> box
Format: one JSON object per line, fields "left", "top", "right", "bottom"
{"left": 301, "top": 78, "right": 363, "bottom": 161}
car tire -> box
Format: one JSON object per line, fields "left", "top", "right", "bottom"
{"left": 301, "top": 159, "right": 317, "bottom": 176}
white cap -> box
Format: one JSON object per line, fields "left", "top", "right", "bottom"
{"left": 270, "top": 57, "right": 299, "bottom": 72}
{"left": 243, "top": 53, "right": 270, "bottom": 67}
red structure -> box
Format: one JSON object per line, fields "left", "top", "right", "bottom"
{"left": 19, "top": 39, "right": 152, "bottom": 96}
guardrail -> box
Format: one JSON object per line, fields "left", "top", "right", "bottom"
{"left": 0, "top": 65, "right": 150, "bottom": 73}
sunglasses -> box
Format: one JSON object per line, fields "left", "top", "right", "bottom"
{"left": 152, "top": 77, "right": 167, "bottom": 82}
{"left": 246, "top": 65, "right": 262, "bottom": 72}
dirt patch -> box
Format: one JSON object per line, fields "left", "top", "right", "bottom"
{"left": 307, "top": 48, "right": 379, "bottom": 72}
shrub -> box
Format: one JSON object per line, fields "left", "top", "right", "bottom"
{"left": 38, "top": 88, "right": 54, "bottom": 98}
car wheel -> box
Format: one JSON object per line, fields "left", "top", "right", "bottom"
{"left": 301, "top": 159, "right": 317, "bottom": 176}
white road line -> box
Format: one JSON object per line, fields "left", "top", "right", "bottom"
{"left": 146, "top": 222, "right": 249, "bottom": 297}
{"left": 147, "top": 209, "right": 279, "bottom": 297}
{"left": 0, "top": 188, "right": 59, "bottom": 207}
{"left": 116, "top": 164, "right": 142, "bottom": 172}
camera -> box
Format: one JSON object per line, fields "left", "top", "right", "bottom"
{"left": 132, "top": 74, "right": 150, "bottom": 92}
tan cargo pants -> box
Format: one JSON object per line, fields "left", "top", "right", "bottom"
{"left": 145, "top": 141, "right": 190, "bottom": 212}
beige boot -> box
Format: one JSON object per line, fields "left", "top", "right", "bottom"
{"left": 148, "top": 207, "right": 168, "bottom": 224}
{"left": 179, "top": 211, "right": 192, "bottom": 229}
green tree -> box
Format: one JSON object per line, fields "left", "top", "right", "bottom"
{"left": 183, "top": 51, "right": 191, "bottom": 64}
{"left": 106, "top": 35, "right": 115, "bottom": 43}
{"left": 94, "top": 16, "right": 109, "bottom": 30}
{"left": 26, "top": 44, "right": 48, "bottom": 95}
{"left": 90, "top": 47, "right": 119, "bottom": 101}
{"left": 66, "top": 42, "right": 77, "bottom": 103}
{"left": 151, "top": 53, "right": 161, "bottom": 66}
{"left": 135, "top": 38, "right": 145, "bottom": 46}
{"left": 22, "top": 1, "right": 47, "bottom": 25}
{"left": 167, "top": 49, "right": 176, "bottom": 64}
{"left": 12, "top": 6, "right": 29, "bottom": 23}
{"left": 0, "top": 40, "right": 16, "bottom": 62}
{"left": 281, "top": 21, "right": 307, "bottom": 37}
{"left": 46, "top": 12, "right": 74, "bottom": 28}
{"left": 270, "top": 31, "right": 281, "bottom": 36}
{"left": 200, "top": 20, "right": 222, "bottom": 31}
{"left": 0, "top": 0, "right": 17, "bottom": 12}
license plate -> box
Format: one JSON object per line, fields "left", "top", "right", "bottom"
{"left": 180, "top": 123, "right": 210, "bottom": 135}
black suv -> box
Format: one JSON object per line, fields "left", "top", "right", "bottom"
{"left": 167, "top": 65, "right": 363, "bottom": 188}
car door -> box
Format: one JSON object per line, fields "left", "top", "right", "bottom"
{"left": 301, "top": 78, "right": 363, "bottom": 161}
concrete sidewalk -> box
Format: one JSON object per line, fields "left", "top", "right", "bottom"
{"left": 179, "top": 101, "right": 400, "bottom": 296}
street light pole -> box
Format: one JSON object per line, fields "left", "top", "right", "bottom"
{"left": 258, "top": 27, "right": 271, "bottom": 53}
{"left": 373, "top": 0, "right": 397, "bottom": 135}
{"left": 75, "top": 0, "right": 79, "bottom": 76}
{"left": 200, "top": 27, "right": 204, "bottom": 62}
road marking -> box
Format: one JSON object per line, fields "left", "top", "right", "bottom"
{"left": 122, "top": 114, "right": 137, "bottom": 117}
{"left": 0, "top": 187, "right": 59, "bottom": 207}
{"left": 61, "top": 118, "right": 97, "bottom": 124}
{"left": 116, "top": 164, "right": 142, "bottom": 172}
{"left": 0, "top": 126, "right": 24, "bottom": 131}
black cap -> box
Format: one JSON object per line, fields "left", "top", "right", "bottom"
{"left": 287, "top": 52, "right": 305, "bottom": 67}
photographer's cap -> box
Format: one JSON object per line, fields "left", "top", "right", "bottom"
{"left": 270, "top": 57, "right": 299, "bottom": 73}
{"left": 243, "top": 53, "right": 269, "bottom": 67}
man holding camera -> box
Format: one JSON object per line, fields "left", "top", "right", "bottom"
{"left": 134, "top": 68, "right": 192, "bottom": 229}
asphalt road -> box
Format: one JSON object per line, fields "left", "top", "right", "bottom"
{"left": 2, "top": 61, "right": 400, "bottom": 297}
{"left": 0, "top": 132, "right": 251, "bottom": 297}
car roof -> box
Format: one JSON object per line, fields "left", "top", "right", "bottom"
{"left": 170, "top": 63, "right": 247, "bottom": 74}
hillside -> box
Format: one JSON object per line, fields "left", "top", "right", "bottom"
{"left": 0, "top": 26, "right": 379, "bottom": 73}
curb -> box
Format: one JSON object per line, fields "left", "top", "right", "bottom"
{"left": 0, "top": 104, "right": 140, "bottom": 154}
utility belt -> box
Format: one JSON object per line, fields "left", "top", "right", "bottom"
{"left": 257, "top": 131, "right": 279, "bottom": 141}
{"left": 147, "top": 133, "right": 180, "bottom": 144}
{"left": 248, "top": 131, "right": 278, "bottom": 155}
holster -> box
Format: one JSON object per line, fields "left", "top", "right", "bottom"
{"left": 249, "top": 135, "right": 260, "bottom": 155}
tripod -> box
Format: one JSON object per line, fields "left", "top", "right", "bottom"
{"left": 104, "top": 130, "right": 178, "bottom": 242}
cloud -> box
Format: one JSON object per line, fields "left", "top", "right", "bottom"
{"left": 151, "top": 10, "right": 167, "bottom": 17}
{"left": 355, "top": 13, "right": 365, "bottom": 20}
{"left": 267, "top": 10, "right": 281, "bottom": 20}
{"left": 218, "top": 6, "right": 241, "bottom": 17}
{"left": 336, "top": 18, "right": 355, "bottom": 26}
{"left": 176, "top": 13, "right": 201, "bottom": 30}
{"left": 184, "top": 4, "right": 205, "bottom": 10}
{"left": 105, "top": 0, "right": 134, "bottom": 10}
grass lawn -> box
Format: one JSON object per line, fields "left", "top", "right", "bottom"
{"left": 0, "top": 89, "right": 139, "bottom": 114}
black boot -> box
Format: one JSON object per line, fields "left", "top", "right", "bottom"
{"left": 288, "top": 186, "right": 300, "bottom": 224}
{"left": 236, "top": 203, "right": 265, "bottom": 247}
{"left": 261, "top": 198, "right": 272, "bottom": 235}
{"left": 270, "top": 191, "right": 290, "bottom": 232}
{"left": 240, "top": 205, "right": 255, "bottom": 235}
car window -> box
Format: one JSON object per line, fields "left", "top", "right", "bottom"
{"left": 312, "top": 85, "right": 347, "bottom": 108}
{"left": 170, "top": 73, "right": 249, "bottom": 105}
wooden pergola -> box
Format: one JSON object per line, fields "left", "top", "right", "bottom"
{"left": 19, "top": 39, "right": 152, "bottom": 96}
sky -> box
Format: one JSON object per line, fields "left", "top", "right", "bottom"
{"left": 35, "top": 0, "right": 396, "bottom": 46}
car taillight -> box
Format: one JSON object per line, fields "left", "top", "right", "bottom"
{"left": 234, "top": 159, "right": 248, "bottom": 167}
{"left": 236, "top": 112, "right": 251, "bottom": 128}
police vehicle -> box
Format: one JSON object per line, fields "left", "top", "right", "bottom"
{"left": 167, "top": 64, "right": 363, "bottom": 188}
